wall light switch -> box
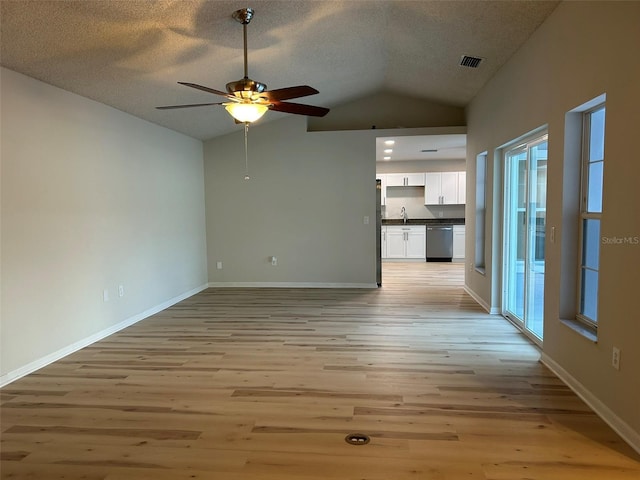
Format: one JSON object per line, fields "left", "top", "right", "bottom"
{"left": 103, "top": 289, "right": 109, "bottom": 302}
{"left": 216, "top": 261, "right": 223, "bottom": 270}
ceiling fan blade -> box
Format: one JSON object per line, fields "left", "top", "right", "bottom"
{"left": 177, "top": 82, "right": 230, "bottom": 97}
{"left": 262, "top": 85, "right": 319, "bottom": 101}
{"left": 269, "top": 101, "right": 330, "bottom": 117}
{"left": 156, "top": 102, "right": 223, "bottom": 110}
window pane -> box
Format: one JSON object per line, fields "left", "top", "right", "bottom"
{"left": 589, "top": 107, "right": 605, "bottom": 162}
{"left": 516, "top": 152, "right": 527, "bottom": 208}
{"left": 475, "top": 153, "right": 487, "bottom": 269}
{"left": 587, "top": 161, "right": 603, "bottom": 212}
{"left": 582, "top": 219, "right": 600, "bottom": 269}
{"left": 580, "top": 268, "right": 599, "bottom": 322}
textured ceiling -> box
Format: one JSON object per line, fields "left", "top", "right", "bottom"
{"left": 0, "top": 0, "right": 559, "bottom": 140}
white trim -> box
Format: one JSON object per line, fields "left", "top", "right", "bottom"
{"left": 0, "top": 284, "right": 208, "bottom": 387}
{"left": 464, "top": 285, "right": 499, "bottom": 314}
{"left": 540, "top": 353, "right": 640, "bottom": 455}
{"left": 382, "top": 259, "right": 426, "bottom": 263}
{"left": 569, "top": 93, "right": 607, "bottom": 113}
{"left": 208, "top": 282, "right": 378, "bottom": 289}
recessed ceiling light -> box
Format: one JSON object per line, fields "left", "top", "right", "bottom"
{"left": 384, "top": 149, "right": 393, "bottom": 154}
{"left": 383, "top": 156, "right": 391, "bottom": 160}
{"left": 384, "top": 140, "right": 395, "bottom": 146}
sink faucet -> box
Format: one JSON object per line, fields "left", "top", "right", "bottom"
{"left": 400, "top": 206, "right": 408, "bottom": 224}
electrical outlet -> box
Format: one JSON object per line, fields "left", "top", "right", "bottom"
{"left": 118, "top": 285, "right": 124, "bottom": 297}
{"left": 364, "top": 216, "right": 370, "bottom": 225}
{"left": 271, "top": 256, "right": 277, "bottom": 266}
{"left": 216, "top": 261, "right": 223, "bottom": 270}
{"left": 612, "top": 347, "right": 621, "bottom": 370}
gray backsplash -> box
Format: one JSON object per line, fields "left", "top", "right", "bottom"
{"left": 384, "top": 186, "right": 465, "bottom": 219}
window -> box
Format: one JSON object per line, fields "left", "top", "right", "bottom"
{"left": 475, "top": 152, "right": 487, "bottom": 271}
{"left": 577, "top": 105, "right": 605, "bottom": 327}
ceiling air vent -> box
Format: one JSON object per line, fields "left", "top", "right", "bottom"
{"left": 460, "top": 55, "right": 483, "bottom": 68}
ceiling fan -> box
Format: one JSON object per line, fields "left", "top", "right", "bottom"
{"left": 157, "top": 7, "right": 330, "bottom": 123}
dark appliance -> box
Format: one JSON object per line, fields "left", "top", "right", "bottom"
{"left": 426, "top": 225, "right": 453, "bottom": 261}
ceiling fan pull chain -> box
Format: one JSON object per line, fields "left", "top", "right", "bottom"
{"left": 244, "top": 122, "right": 250, "bottom": 180}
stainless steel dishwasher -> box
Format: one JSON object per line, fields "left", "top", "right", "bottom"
{"left": 426, "top": 225, "right": 453, "bottom": 261}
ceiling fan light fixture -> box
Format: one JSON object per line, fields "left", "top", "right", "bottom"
{"left": 224, "top": 102, "right": 268, "bottom": 123}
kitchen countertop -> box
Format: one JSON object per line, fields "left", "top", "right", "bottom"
{"left": 382, "top": 218, "right": 465, "bottom": 225}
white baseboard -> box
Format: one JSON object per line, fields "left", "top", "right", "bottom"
{"left": 540, "top": 353, "right": 640, "bottom": 455}
{"left": 208, "top": 282, "right": 378, "bottom": 289}
{"left": 463, "top": 285, "right": 500, "bottom": 314}
{"left": 0, "top": 284, "right": 208, "bottom": 387}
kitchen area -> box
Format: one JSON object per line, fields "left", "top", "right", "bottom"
{"left": 376, "top": 134, "right": 466, "bottom": 271}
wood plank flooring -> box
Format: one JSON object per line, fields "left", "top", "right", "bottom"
{"left": 2, "top": 262, "right": 639, "bottom": 479}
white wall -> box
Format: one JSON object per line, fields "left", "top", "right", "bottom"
{"left": 465, "top": 1, "right": 640, "bottom": 446}
{"left": 204, "top": 116, "right": 379, "bottom": 286}
{"left": 0, "top": 68, "right": 208, "bottom": 382}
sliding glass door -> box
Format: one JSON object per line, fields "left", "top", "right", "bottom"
{"left": 503, "top": 134, "right": 547, "bottom": 342}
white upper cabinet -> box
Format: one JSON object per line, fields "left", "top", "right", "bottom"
{"left": 440, "top": 172, "right": 458, "bottom": 204}
{"left": 424, "top": 171, "right": 466, "bottom": 205}
{"left": 386, "top": 173, "right": 425, "bottom": 187}
{"left": 377, "top": 174, "right": 387, "bottom": 206}
{"left": 405, "top": 173, "right": 426, "bottom": 186}
{"left": 457, "top": 171, "right": 466, "bottom": 204}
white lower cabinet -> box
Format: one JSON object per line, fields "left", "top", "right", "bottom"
{"left": 453, "top": 225, "right": 465, "bottom": 261}
{"left": 384, "top": 225, "right": 426, "bottom": 260}
{"left": 381, "top": 226, "right": 387, "bottom": 258}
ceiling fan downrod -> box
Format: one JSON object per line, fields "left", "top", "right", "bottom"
{"left": 232, "top": 8, "right": 254, "bottom": 80}
{"left": 227, "top": 8, "right": 266, "bottom": 96}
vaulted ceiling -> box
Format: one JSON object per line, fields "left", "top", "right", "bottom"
{"left": 0, "top": 0, "right": 559, "bottom": 140}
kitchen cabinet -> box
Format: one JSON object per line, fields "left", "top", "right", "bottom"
{"left": 424, "top": 171, "right": 466, "bottom": 205}
{"left": 386, "top": 173, "right": 425, "bottom": 187}
{"left": 377, "top": 174, "right": 387, "bottom": 206}
{"left": 384, "top": 225, "right": 426, "bottom": 260}
{"left": 453, "top": 225, "right": 466, "bottom": 260}
{"left": 381, "top": 226, "right": 387, "bottom": 258}
{"left": 457, "top": 172, "right": 466, "bottom": 204}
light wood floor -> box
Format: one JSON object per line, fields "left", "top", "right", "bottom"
{"left": 2, "top": 262, "right": 639, "bottom": 479}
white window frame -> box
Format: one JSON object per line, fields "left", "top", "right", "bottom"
{"left": 576, "top": 104, "right": 605, "bottom": 329}
{"left": 475, "top": 152, "right": 487, "bottom": 272}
